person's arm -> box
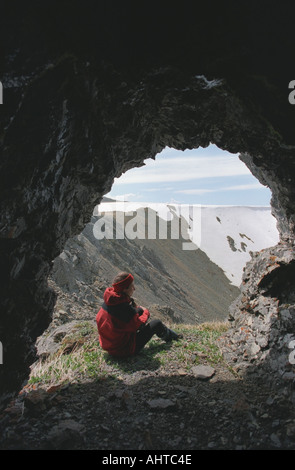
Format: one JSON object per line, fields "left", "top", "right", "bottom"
{"left": 130, "top": 298, "right": 146, "bottom": 317}
{"left": 125, "top": 307, "right": 150, "bottom": 331}
{"left": 114, "top": 303, "right": 149, "bottom": 332}
{"left": 107, "top": 301, "right": 149, "bottom": 327}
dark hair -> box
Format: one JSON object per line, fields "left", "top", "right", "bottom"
{"left": 112, "top": 272, "right": 131, "bottom": 285}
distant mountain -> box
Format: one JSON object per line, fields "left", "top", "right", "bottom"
{"left": 50, "top": 203, "right": 279, "bottom": 326}
{"left": 96, "top": 202, "right": 280, "bottom": 286}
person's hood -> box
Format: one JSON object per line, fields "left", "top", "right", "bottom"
{"left": 103, "top": 287, "right": 129, "bottom": 306}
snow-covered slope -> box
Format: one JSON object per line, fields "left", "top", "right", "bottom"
{"left": 196, "top": 205, "right": 279, "bottom": 286}
{"left": 95, "top": 202, "right": 280, "bottom": 287}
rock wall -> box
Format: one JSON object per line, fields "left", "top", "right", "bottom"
{"left": 221, "top": 242, "right": 295, "bottom": 390}
{"left": 1, "top": 2, "right": 295, "bottom": 406}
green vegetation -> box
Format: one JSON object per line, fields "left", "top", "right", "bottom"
{"left": 29, "top": 320, "right": 231, "bottom": 389}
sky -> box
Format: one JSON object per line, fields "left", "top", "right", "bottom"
{"left": 105, "top": 144, "right": 272, "bottom": 206}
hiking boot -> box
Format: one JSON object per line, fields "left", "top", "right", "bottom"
{"left": 160, "top": 327, "right": 183, "bottom": 342}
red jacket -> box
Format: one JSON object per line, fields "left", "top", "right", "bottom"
{"left": 96, "top": 287, "right": 150, "bottom": 357}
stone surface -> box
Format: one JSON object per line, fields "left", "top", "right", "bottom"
{"left": 46, "top": 419, "right": 85, "bottom": 450}
{"left": 1, "top": 3, "right": 295, "bottom": 406}
{"left": 191, "top": 365, "right": 216, "bottom": 380}
{"left": 34, "top": 321, "right": 86, "bottom": 359}
{"left": 147, "top": 398, "right": 176, "bottom": 411}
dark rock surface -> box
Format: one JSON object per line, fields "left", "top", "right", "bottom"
{"left": 1, "top": 2, "right": 295, "bottom": 407}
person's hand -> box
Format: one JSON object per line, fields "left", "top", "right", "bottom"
{"left": 137, "top": 306, "right": 144, "bottom": 316}
{"left": 130, "top": 297, "right": 136, "bottom": 307}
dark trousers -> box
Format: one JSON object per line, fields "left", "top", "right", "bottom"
{"left": 134, "top": 319, "right": 166, "bottom": 354}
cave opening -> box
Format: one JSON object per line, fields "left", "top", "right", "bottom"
{"left": 15, "top": 140, "right": 275, "bottom": 401}
{"left": 24, "top": 139, "right": 287, "bottom": 408}
{"left": 47, "top": 143, "right": 279, "bottom": 333}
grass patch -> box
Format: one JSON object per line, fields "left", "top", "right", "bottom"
{"left": 28, "top": 320, "right": 230, "bottom": 389}
{"left": 144, "top": 321, "right": 229, "bottom": 370}
{"left": 29, "top": 322, "right": 107, "bottom": 387}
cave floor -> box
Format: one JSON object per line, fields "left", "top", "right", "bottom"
{"left": 1, "top": 335, "right": 295, "bottom": 451}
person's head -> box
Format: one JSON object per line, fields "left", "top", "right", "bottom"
{"left": 112, "top": 272, "right": 135, "bottom": 296}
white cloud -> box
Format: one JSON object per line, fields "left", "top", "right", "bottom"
{"left": 176, "top": 188, "right": 216, "bottom": 195}
{"left": 176, "top": 183, "right": 264, "bottom": 195}
{"left": 105, "top": 193, "right": 140, "bottom": 201}
{"left": 224, "top": 183, "right": 264, "bottom": 191}
{"left": 114, "top": 154, "right": 250, "bottom": 185}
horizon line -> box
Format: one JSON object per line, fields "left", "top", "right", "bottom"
{"left": 98, "top": 199, "right": 272, "bottom": 208}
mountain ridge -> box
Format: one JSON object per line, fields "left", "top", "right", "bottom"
{"left": 97, "top": 200, "right": 280, "bottom": 286}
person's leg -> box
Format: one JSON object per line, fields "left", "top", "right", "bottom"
{"left": 134, "top": 319, "right": 165, "bottom": 354}
{"left": 134, "top": 319, "right": 182, "bottom": 354}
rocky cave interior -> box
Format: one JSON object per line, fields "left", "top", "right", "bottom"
{"left": 1, "top": 2, "right": 295, "bottom": 409}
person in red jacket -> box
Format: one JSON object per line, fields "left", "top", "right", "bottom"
{"left": 96, "top": 272, "right": 182, "bottom": 357}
